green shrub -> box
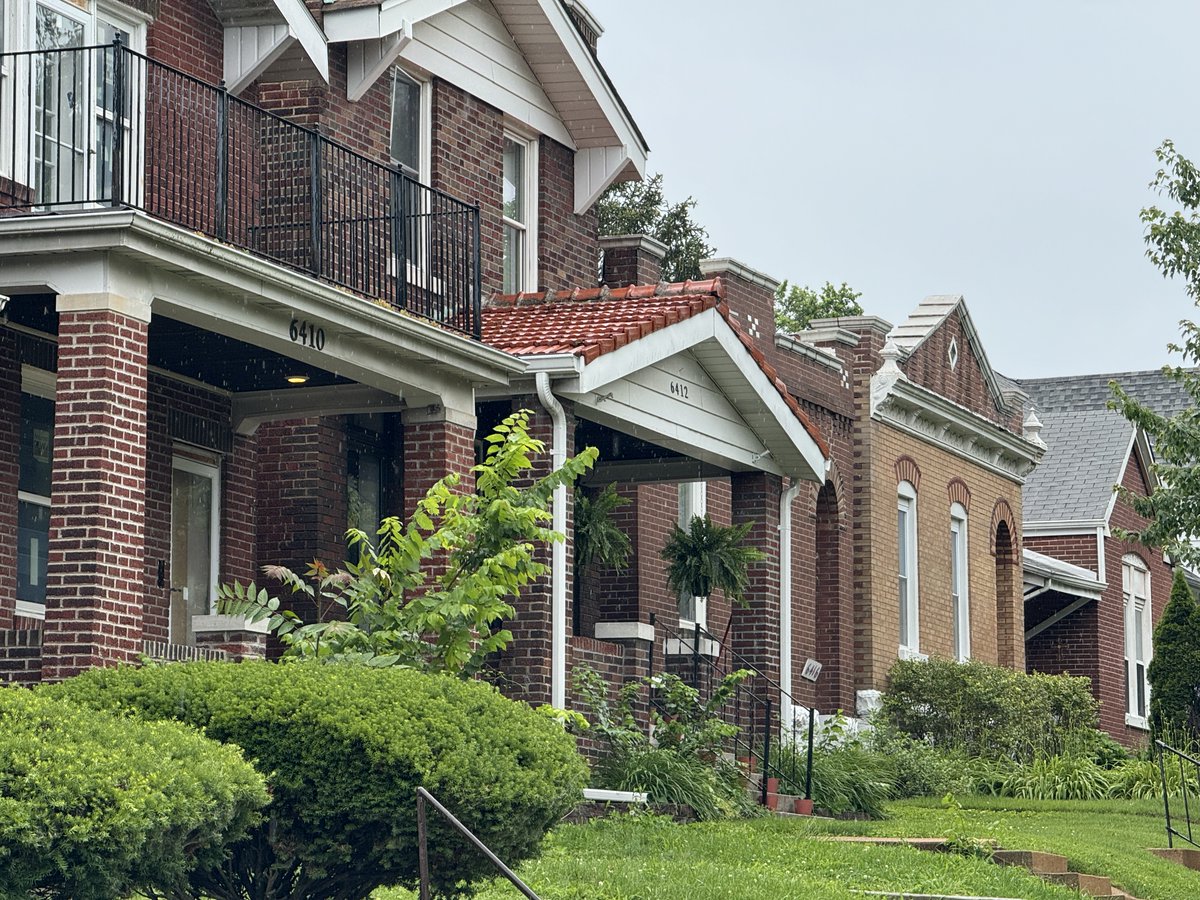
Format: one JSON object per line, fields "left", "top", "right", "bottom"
{"left": 0, "top": 685, "right": 266, "bottom": 900}
{"left": 882, "top": 657, "right": 1101, "bottom": 762}
{"left": 868, "top": 728, "right": 1011, "bottom": 799}
{"left": 999, "top": 755, "right": 1113, "bottom": 801}
{"left": 599, "top": 748, "right": 737, "bottom": 820}
{"left": 1109, "top": 757, "right": 1200, "bottom": 799}
{"left": 775, "top": 739, "right": 895, "bottom": 818}
{"left": 1148, "top": 569, "right": 1200, "bottom": 740}
{"left": 51, "top": 661, "right": 587, "bottom": 899}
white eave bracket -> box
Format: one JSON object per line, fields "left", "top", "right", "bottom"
{"left": 223, "top": 0, "right": 329, "bottom": 95}
{"left": 347, "top": 23, "right": 412, "bottom": 102}
{"left": 575, "top": 145, "right": 637, "bottom": 213}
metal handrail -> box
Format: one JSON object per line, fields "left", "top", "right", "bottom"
{"left": 1157, "top": 738, "right": 1200, "bottom": 849}
{"left": 416, "top": 786, "right": 540, "bottom": 900}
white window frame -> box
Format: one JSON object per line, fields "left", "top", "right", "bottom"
{"left": 15, "top": 364, "right": 55, "bottom": 621}
{"left": 951, "top": 502, "right": 970, "bottom": 662}
{"left": 897, "top": 480, "right": 921, "bottom": 658}
{"left": 677, "top": 480, "right": 708, "bottom": 630}
{"left": 502, "top": 129, "right": 538, "bottom": 293}
{"left": 1122, "top": 554, "right": 1152, "bottom": 729}
{"left": 389, "top": 64, "right": 430, "bottom": 183}
{"left": 170, "top": 453, "right": 222, "bottom": 644}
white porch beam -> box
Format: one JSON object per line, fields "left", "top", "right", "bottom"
{"left": 346, "top": 24, "right": 412, "bottom": 102}
{"left": 233, "top": 384, "right": 403, "bottom": 435}
{"left": 574, "top": 145, "right": 632, "bottom": 214}
{"left": 224, "top": 25, "right": 293, "bottom": 95}
{"left": 323, "top": 0, "right": 465, "bottom": 43}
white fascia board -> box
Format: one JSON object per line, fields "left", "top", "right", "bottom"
{"left": 272, "top": 0, "right": 329, "bottom": 82}
{"left": 347, "top": 27, "right": 412, "bottom": 101}
{"left": 1104, "top": 428, "right": 1140, "bottom": 526}
{"left": 520, "top": 353, "right": 583, "bottom": 375}
{"left": 324, "top": 0, "right": 466, "bottom": 41}
{"left": 774, "top": 333, "right": 845, "bottom": 374}
{"left": 576, "top": 308, "right": 720, "bottom": 394}
{"left": 225, "top": 25, "right": 293, "bottom": 95}
{"left": 1023, "top": 520, "right": 1109, "bottom": 535}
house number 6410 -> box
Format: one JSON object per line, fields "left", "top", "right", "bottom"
{"left": 670, "top": 381, "right": 690, "bottom": 400}
{"left": 289, "top": 319, "right": 326, "bottom": 351}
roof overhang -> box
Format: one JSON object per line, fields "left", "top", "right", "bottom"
{"left": 209, "top": 0, "right": 329, "bottom": 94}
{"left": 521, "top": 307, "right": 828, "bottom": 482}
{"left": 322, "top": 0, "right": 647, "bottom": 212}
{"left": 871, "top": 362, "right": 1044, "bottom": 484}
{"left": 1023, "top": 548, "right": 1106, "bottom": 602}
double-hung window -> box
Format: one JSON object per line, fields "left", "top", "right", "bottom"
{"left": 897, "top": 481, "right": 920, "bottom": 657}
{"left": 502, "top": 133, "right": 537, "bottom": 293}
{"left": 16, "top": 366, "right": 55, "bottom": 620}
{"left": 677, "top": 481, "right": 707, "bottom": 628}
{"left": 1123, "top": 555, "right": 1152, "bottom": 728}
{"left": 389, "top": 66, "right": 431, "bottom": 280}
{"left": 950, "top": 503, "right": 970, "bottom": 661}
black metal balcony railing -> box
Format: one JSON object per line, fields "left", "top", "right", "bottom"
{"left": 0, "top": 40, "right": 482, "bottom": 338}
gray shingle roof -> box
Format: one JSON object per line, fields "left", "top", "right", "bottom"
{"left": 1021, "top": 406, "right": 1133, "bottom": 523}
{"left": 1015, "top": 369, "right": 1193, "bottom": 417}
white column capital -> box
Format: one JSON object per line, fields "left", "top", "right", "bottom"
{"left": 56, "top": 292, "right": 152, "bottom": 323}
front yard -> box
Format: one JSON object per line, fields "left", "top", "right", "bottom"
{"left": 376, "top": 797, "right": 1200, "bottom": 900}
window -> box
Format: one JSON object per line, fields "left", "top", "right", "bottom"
{"left": 170, "top": 455, "right": 220, "bottom": 646}
{"left": 950, "top": 502, "right": 970, "bottom": 661}
{"left": 16, "top": 366, "right": 54, "bottom": 619}
{"left": 897, "top": 481, "right": 920, "bottom": 656}
{"left": 1123, "top": 555, "right": 1152, "bottom": 728}
{"left": 502, "top": 133, "right": 537, "bottom": 293}
{"left": 389, "top": 67, "right": 428, "bottom": 180}
{"left": 677, "top": 481, "right": 707, "bottom": 627}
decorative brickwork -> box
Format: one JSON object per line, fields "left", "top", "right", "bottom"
{"left": 947, "top": 477, "right": 972, "bottom": 511}
{"left": 894, "top": 456, "right": 922, "bottom": 490}
{"left": 42, "top": 306, "right": 149, "bottom": 681}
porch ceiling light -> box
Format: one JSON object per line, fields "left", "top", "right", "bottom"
{"left": 285, "top": 374, "right": 310, "bottom": 385}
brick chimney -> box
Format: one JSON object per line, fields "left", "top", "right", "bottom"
{"left": 600, "top": 234, "right": 667, "bottom": 288}
{"left": 563, "top": 0, "right": 604, "bottom": 57}
{"left": 698, "top": 257, "right": 780, "bottom": 345}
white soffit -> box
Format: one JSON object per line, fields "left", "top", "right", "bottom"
{"left": 219, "top": 0, "right": 329, "bottom": 94}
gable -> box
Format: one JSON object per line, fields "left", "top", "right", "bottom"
{"left": 900, "top": 306, "right": 1007, "bottom": 426}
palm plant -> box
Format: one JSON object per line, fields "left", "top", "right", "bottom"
{"left": 661, "top": 515, "right": 764, "bottom": 607}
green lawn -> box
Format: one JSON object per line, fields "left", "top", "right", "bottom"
{"left": 376, "top": 797, "right": 1200, "bottom": 900}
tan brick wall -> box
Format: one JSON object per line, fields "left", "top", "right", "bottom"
{"left": 862, "top": 421, "right": 1024, "bottom": 688}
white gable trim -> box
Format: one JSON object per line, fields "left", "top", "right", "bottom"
{"left": 323, "top": 0, "right": 465, "bottom": 42}
{"left": 575, "top": 145, "right": 633, "bottom": 214}
{"left": 224, "top": 25, "right": 292, "bottom": 95}
{"left": 346, "top": 26, "right": 413, "bottom": 102}
{"left": 271, "top": 0, "right": 329, "bottom": 83}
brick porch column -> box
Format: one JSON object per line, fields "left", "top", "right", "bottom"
{"left": 41, "top": 293, "right": 150, "bottom": 681}
{"left": 729, "top": 471, "right": 784, "bottom": 692}
{"left": 0, "top": 326, "right": 18, "bottom": 629}
{"left": 401, "top": 404, "right": 477, "bottom": 516}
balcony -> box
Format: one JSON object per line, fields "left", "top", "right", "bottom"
{"left": 0, "top": 40, "right": 481, "bottom": 338}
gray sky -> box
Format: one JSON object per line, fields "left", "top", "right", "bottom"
{"left": 585, "top": 0, "right": 1200, "bottom": 379}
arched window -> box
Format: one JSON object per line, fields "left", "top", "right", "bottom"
{"left": 897, "top": 480, "right": 919, "bottom": 656}
{"left": 950, "top": 502, "right": 970, "bottom": 661}
{"left": 1122, "top": 554, "right": 1152, "bottom": 728}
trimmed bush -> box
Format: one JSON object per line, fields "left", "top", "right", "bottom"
{"left": 881, "top": 657, "right": 1100, "bottom": 763}
{"left": 1149, "top": 569, "right": 1200, "bottom": 739}
{"left": 0, "top": 685, "right": 266, "bottom": 900}
{"left": 51, "top": 661, "right": 586, "bottom": 899}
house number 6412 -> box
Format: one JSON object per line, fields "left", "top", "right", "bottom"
{"left": 670, "top": 381, "right": 690, "bottom": 399}
{"left": 289, "top": 319, "right": 326, "bottom": 351}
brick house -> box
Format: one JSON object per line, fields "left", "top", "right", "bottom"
{"left": 1016, "top": 371, "right": 1191, "bottom": 746}
{"left": 0, "top": 0, "right": 1047, "bottom": 728}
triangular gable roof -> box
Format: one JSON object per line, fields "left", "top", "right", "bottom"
{"left": 889, "top": 294, "right": 1005, "bottom": 410}
{"left": 483, "top": 279, "right": 829, "bottom": 482}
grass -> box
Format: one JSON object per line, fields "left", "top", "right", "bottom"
{"left": 374, "top": 812, "right": 1081, "bottom": 899}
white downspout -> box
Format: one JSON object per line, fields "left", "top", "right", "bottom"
{"left": 535, "top": 372, "right": 568, "bottom": 709}
{"left": 778, "top": 479, "right": 803, "bottom": 729}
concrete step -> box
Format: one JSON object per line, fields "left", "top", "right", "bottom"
{"left": 1044, "top": 871, "right": 1113, "bottom": 897}
{"left": 992, "top": 849, "right": 1068, "bottom": 874}
{"left": 1150, "top": 846, "right": 1200, "bottom": 870}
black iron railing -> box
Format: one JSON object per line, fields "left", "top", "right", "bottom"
{"left": 1156, "top": 738, "right": 1200, "bottom": 849}
{"left": 651, "top": 616, "right": 817, "bottom": 806}
{"left": 416, "top": 787, "right": 540, "bottom": 900}
{"left": 0, "top": 39, "right": 482, "bottom": 337}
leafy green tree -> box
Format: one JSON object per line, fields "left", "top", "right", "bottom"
{"left": 219, "top": 410, "right": 598, "bottom": 675}
{"left": 1148, "top": 568, "right": 1200, "bottom": 738}
{"left": 1109, "top": 140, "right": 1200, "bottom": 565}
{"left": 597, "top": 173, "right": 715, "bottom": 282}
{"left": 773, "top": 280, "right": 864, "bottom": 334}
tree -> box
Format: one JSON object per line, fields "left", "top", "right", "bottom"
{"left": 219, "top": 410, "right": 597, "bottom": 675}
{"left": 773, "top": 280, "right": 863, "bottom": 334}
{"left": 1148, "top": 568, "right": 1200, "bottom": 739}
{"left": 1109, "top": 141, "right": 1200, "bottom": 566}
{"left": 597, "top": 173, "right": 715, "bottom": 282}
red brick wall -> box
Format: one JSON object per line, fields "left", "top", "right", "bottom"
{"left": 0, "top": 629, "right": 43, "bottom": 686}
{"left": 147, "top": 0, "right": 224, "bottom": 84}
{"left": 539, "top": 136, "right": 599, "bottom": 290}
{"left": 0, "top": 327, "right": 18, "bottom": 627}
{"left": 42, "top": 308, "right": 149, "bottom": 681}
{"left": 901, "top": 310, "right": 1010, "bottom": 430}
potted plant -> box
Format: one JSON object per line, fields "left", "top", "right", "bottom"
{"left": 661, "top": 515, "right": 765, "bottom": 623}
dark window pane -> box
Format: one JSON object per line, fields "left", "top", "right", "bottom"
{"left": 17, "top": 500, "right": 50, "bottom": 605}
{"left": 390, "top": 70, "right": 420, "bottom": 175}
{"left": 19, "top": 392, "right": 54, "bottom": 496}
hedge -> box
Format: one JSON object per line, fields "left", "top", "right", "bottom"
{"left": 0, "top": 685, "right": 267, "bottom": 900}
{"left": 52, "top": 661, "right": 588, "bottom": 899}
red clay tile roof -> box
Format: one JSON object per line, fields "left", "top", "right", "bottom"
{"left": 483, "top": 278, "right": 831, "bottom": 461}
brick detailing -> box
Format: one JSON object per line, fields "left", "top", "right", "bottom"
{"left": 947, "top": 478, "right": 971, "bottom": 511}
{"left": 600, "top": 237, "right": 664, "bottom": 289}
{"left": 994, "top": 519, "right": 1022, "bottom": 670}
{"left": 0, "top": 327, "right": 19, "bottom": 627}
{"left": 0, "top": 629, "right": 43, "bottom": 686}
{"left": 147, "top": 1, "right": 224, "bottom": 85}
{"left": 401, "top": 417, "right": 477, "bottom": 519}
{"left": 41, "top": 308, "right": 149, "bottom": 681}
{"left": 990, "top": 499, "right": 1016, "bottom": 554}
{"left": 729, "top": 472, "right": 784, "bottom": 696}
{"left": 894, "top": 455, "right": 921, "bottom": 490}
{"left": 142, "top": 639, "right": 227, "bottom": 663}
{"left": 540, "top": 137, "right": 600, "bottom": 290}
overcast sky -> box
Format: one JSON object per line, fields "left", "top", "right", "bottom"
{"left": 584, "top": 0, "right": 1200, "bottom": 379}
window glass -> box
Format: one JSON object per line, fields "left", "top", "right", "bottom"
{"left": 19, "top": 392, "right": 53, "bottom": 496}
{"left": 897, "top": 504, "right": 909, "bottom": 648}
{"left": 951, "top": 504, "right": 969, "bottom": 661}
{"left": 348, "top": 446, "right": 382, "bottom": 539}
{"left": 17, "top": 500, "right": 50, "bottom": 605}
{"left": 897, "top": 482, "right": 918, "bottom": 654}
{"left": 390, "top": 68, "right": 420, "bottom": 175}
{"left": 1122, "top": 555, "right": 1151, "bottom": 723}
{"left": 503, "top": 139, "right": 524, "bottom": 221}
{"left": 170, "top": 461, "right": 218, "bottom": 645}
{"left": 677, "top": 481, "right": 707, "bottom": 626}
{"left": 502, "top": 136, "right": 532, "bottom": 293}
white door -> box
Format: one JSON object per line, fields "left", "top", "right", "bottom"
{"left": 170, "top": 456, "right": 221, "bottom": 645}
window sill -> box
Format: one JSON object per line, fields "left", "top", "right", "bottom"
{"left": 192, "top": 614, "right": 270, "bottom": 635}
{"left": 14, "top": 600, "right": 45, "bottom": 621}
{"left": 1125, "top": 713, "right": 1150, "bottom": 731}
{"left": 898, "top": 645, "right": 928, "bottom": 662}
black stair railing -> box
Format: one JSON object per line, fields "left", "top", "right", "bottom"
{"left": 1156, "top": 738, "right": 1200, "bottom": 849}
{"left": 0, "top": 39, "right": 482, "bottom": 338}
